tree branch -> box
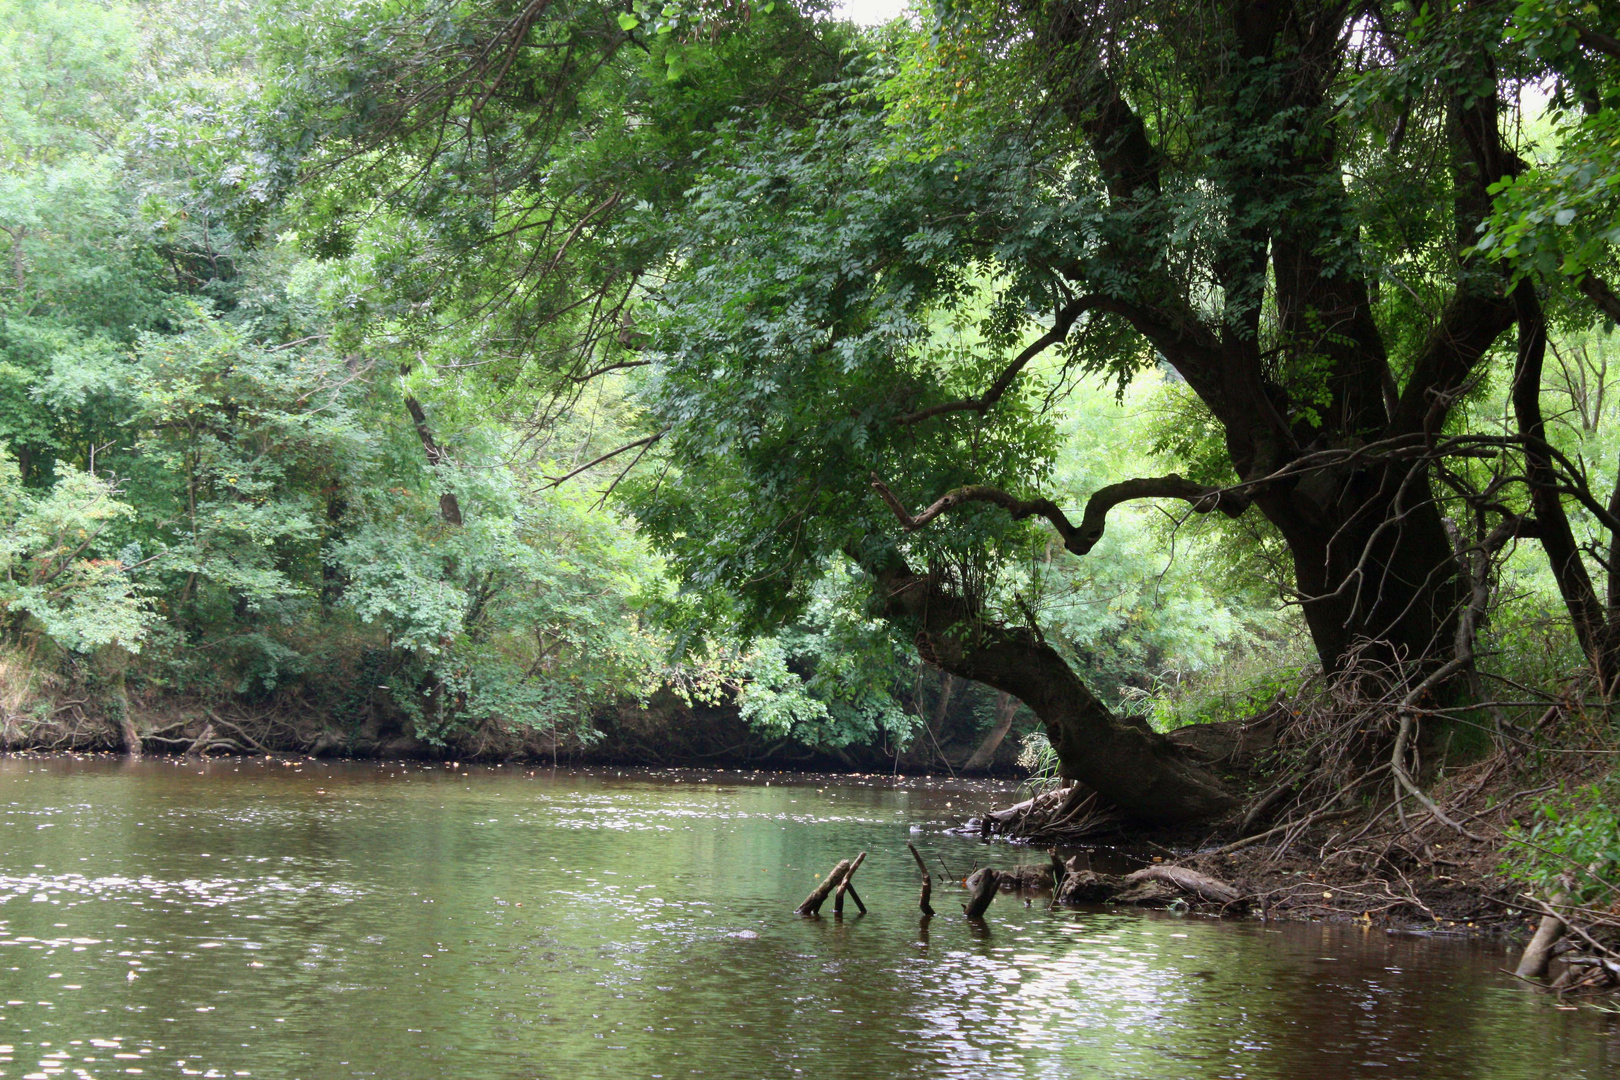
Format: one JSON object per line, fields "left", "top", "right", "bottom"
{"left": 543, "top": 431, "right": 664, "bottom": 487}
{"left": 896, "top": 295, "right": 1105, "bottom": 425}
{"left": 870, "top": 472, "right": 1246, "bottom": 556}
{"left": 1578, "top": 27, "right": 1620, "bottom": 62}
{"left": 1579, "top": 272, "right": 1620, "bottom": 325}
{"left": 1388, "top": 289, "right": 1515, "bottom": 435}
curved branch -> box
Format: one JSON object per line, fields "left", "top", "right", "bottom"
{"left": 895, "top": 295, "right": 1106, "bottom": 426}
{"left": 870, "top": 473, "right": 1246, "bottom": 556}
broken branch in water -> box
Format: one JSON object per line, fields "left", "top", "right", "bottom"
{"left": 796, "top": 852, "right": 867, "bottom": 916}
{"left": 908, "top": 841, "right": 935, "bottom": 916}
{"left": 963, "top": 867, "right": 1000, "bottom": 920}
{"left": 834, "top": 851, "right": 868, "bottom": 916}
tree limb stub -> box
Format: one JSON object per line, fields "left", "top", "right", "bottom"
{"left": 963, "top": 867, "right": 1000, "bottom": 920}
{"left": 833, "top": 850, "right": 868, "bottom": 916}
{"left": 1515, "top": 886, "right": 1570, "bottom": 981}
{"left": 908, "top": 841, "right": 935, "bottom": 916}
{"left": 870, "top": 473, "right": 1245, "bottom": 556}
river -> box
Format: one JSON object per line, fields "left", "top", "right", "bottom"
{"left": 0, "top": 756, "right": 1614, "bottom": 1079}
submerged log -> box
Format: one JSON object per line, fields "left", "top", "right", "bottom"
{"left": 796, "top": 851, "right": 868, "bottom": 916}
{"left": 964, "top": 867, "right": 1000, "bottom": 919}
{"left": 796, "top": 859, "right": 852, "bottom": 916}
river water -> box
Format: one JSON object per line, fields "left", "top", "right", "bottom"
{"left": 0, "top": 757, "right": 1614, "bottom": 1079}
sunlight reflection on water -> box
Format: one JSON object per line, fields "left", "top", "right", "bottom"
{"left": 0, "top": 757, "right": 1615, "bottom": 1080}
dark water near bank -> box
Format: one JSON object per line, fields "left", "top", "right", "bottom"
{"left": 0, "top": 758, "right": 1615, "bottom": 1080}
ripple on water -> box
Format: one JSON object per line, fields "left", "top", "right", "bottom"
{"left": 0, "top": 758, "right": 1613, "bottom": 1080}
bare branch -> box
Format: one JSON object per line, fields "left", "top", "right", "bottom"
{"left": 896, "top": 295, "right": 1106, "bottom": 425}
{"left": 870, "top": 472, "right": 1246, "bottom": 556}
{"left": 543, "top": 431, "right": 664, "bottom": 488}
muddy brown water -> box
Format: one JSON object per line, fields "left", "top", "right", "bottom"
{"left": 0, "top": 757, "right": 1615, "bottom": 1079}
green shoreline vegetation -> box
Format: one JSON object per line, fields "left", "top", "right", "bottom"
{"left": 3, "top": 0, "right": 1620, "bottom": 991}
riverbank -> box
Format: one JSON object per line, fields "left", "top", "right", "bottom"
{"left": 0, "top": 681, "right": 1028, "bottom": 775}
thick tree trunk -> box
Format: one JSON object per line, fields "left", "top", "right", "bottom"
{"left": 927, "top": 629, "right": 1235, "bottom": 823}
{"left": 1253, "top": 469, "right": 1464, "bottom": 676}
{"left": 867, "top": 557, "right": 1235, "bottom": 824}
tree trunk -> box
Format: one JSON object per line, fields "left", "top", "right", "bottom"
{"left": 1254, "top": 469, "right": 1464, "bottom": 676}
{"left": 404, "top": 393, "right": 464, "bottom": 527}
{"left": 92, "top": 645, "right": 140, "bottom": 757}
{"left": 867, "top": 557, "right": 1235, "bottom": 824}
{"left": 963, "top": 690, "right": 1018, "bottom": 772}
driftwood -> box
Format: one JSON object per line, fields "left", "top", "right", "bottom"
{"left": 968, "top": 783, "right": 1121, "bottom": 843}
{"left": 184, "top": 723, "right": 216, "bottom": 759}
{"left": 1052, "top": 861, "right": 1243, "bottom": 909}
{"left": 964, "top": 867, "right": 1000, "bottom": 919}
{"left": 796, "top": 852, "right": 867, "bottom": 916}
{"left": 796, "top": 859, "right": 851, "bottom": 915}
{"left": 1123, "top": 865, "right": 1243, "bottom": 906}
{"left": 908, "top": 842, "right": 935, "bottom": 916}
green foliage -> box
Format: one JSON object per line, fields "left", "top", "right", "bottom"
{"left": 1014, "top": 729, "right": 1061, "bottom": 793}
{"left": 734, "top": 567, "right": 917, "bottom": 747}
{"left": 0, "top": 451, "right": 154, "bottom": 651}
{"left": 1503, "top": 778, "right": 1620, "bottom": 904}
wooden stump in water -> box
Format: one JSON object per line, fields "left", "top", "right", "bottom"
{"left": 833, "top": 851, "right": 868, "bottom": 916}
{"left": 796, "top": 851, "right": 867, "bottom": 916}
{"left": 963, "top": 868, "right": 1000, "bottom": 920}
{"left": 908, "top": 842, "right": 935, "bottom": 916}
{"left": 1515, "top": 887, "right": 1571, "bottom": 981}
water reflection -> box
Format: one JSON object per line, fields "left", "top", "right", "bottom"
{"left": 0, "top": 756, "right": 1614, "bottom": 1079}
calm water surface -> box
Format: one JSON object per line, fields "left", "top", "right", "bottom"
{"left": 0, "top": 756, "right": 1615, "bottom": 1079}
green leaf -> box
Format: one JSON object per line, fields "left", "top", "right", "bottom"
{"left": 617, "top": 12, "right": 639, "bottom": 30}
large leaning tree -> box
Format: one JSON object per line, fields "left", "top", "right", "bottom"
{"left": 628, "top": 0, "right": 1620, "bottom": 821}
{"left": 255, "top": 0, "right": 1619, "bottom": 822}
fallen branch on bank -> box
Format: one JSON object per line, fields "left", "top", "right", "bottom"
{"left": 1050, "top": 857, "right": 1245, "bottom": 910}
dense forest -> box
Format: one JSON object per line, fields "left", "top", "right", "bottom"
{"left": 4, "top": 0, "right": 1620, "bottom": 976}
{"left": 0, "top": 0, "right": 1286, "bottom": 769}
